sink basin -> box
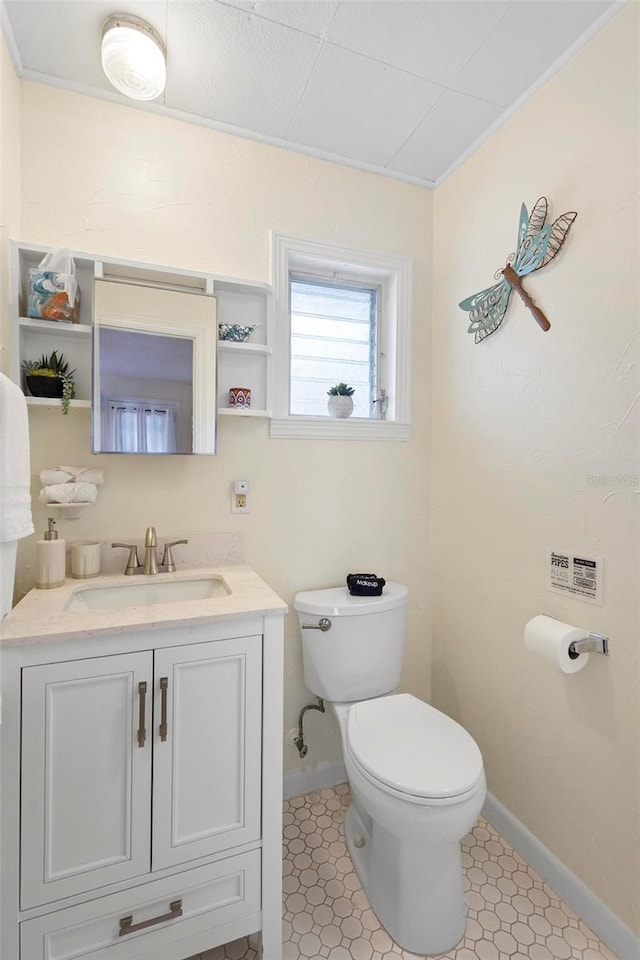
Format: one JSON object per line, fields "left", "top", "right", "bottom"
{"left": 65, "top": 576, "right": 231, "bottom": 613}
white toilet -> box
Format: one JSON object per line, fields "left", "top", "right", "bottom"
{"left": 294, "top": 582, "right": 486, "bottom": 956}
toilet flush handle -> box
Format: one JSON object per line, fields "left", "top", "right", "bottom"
{"left": 301, "top": 618, "right": 332, "bottom": 632}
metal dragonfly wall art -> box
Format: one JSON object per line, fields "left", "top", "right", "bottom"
{"left": 459, "top": 197, "right": 577, "bottom": 344}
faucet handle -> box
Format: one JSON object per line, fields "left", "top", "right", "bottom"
{"left": 112, "top": 543, "right": 141, "bottom": 575}
{"left": 161, "top": 539, "right": 188, "bottom": 573}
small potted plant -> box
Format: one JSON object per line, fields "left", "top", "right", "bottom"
{"left": 22, "top": 350, "right": 76, "bottom": 415}
{"left": 327, "top": 382, "right": 355, "bottom": 418}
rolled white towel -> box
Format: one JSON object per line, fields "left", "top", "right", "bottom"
{"left": 40, "top": 469, "right": 74, "bottom": 485}
{"left": 39, "top": 482, "right": 97, "bottom": 504}
{"left": 60, "top": 466, "right": 104, "bottom": 485}
{"left": 39, "top": 466, "right": 104, "bottom": 486}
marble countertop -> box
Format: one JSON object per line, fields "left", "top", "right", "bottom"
{"left": 0, "top": 565, "right": 288, "bottom": 647}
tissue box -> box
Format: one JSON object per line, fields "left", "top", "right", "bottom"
{"left": 28, "top": 270, "right": 79, "bottom": 324}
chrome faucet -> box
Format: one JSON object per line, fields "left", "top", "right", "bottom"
{"left": 143, "top": 526, "right": 159, "bottom": 575}
{"left": 112, "top": 528, "right": 188, "bottom": 575}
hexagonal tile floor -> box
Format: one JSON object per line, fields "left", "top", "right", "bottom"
{"left": 194, "top": 785, "right": 617, "bottom": 960}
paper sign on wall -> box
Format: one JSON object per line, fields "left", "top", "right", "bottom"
{"left": 547, "top": 549, "right": 603, "bottom": 605}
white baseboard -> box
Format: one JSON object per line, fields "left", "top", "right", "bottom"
{"left": 283, "top": 761, "right": 347, "bottom": 800}
{"left": 483, "top": 793, "right": 640, "bottom": 960}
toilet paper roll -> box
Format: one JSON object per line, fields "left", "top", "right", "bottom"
{"left": 524, "top": 615, "right": 590, "bottom": 674}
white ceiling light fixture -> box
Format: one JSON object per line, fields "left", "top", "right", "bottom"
{"left": 101, "top": 14, "right": 166, "bottom": 101}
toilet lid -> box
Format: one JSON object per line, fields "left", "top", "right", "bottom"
{"left": 347, "top": 694, "right": 484, "bottom": 800}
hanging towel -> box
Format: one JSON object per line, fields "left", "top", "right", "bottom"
{"left": 39, "top": 482, "right": 98, "bottom": 504}
{"left": 40, "top": 466, "right": 104, "bottom": 486}
{"left": 0, "top": 373, "right": 34, "bottom": 542}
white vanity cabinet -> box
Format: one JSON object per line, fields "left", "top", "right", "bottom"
{"left": 0, "top": 586, "right": 285, "bottom": 960}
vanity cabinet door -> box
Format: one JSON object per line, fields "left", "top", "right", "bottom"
{"left": 21, "top": 652, "right": 153, "bottom": 909}
{"left": 152, "top": 635, "right": 262, "bottom": 871}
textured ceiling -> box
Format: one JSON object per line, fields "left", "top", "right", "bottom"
{"left": 3, "top": 0, "right": 617, "bottom": 186}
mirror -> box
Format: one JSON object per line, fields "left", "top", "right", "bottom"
{"left": 92, "top": 279, "right": 217, "bottom": 455}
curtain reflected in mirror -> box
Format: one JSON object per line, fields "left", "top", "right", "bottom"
{"left": 98, "top": 328, "right": 193, "bottom": 454}
{"left": 102, "top": 400, "right": 178, "bottom": 454}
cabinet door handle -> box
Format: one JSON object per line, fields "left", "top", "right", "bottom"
{"left": 159, "top": 676, "right": 168, "bottom": 742}
{"left": 137, "top": 682, "right": 147, "bottom": 748}
{"left": 119, "top": 898, "right": 183, "bottom": 936}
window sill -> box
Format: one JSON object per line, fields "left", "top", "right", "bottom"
{"left": 269, "top": 417, "right": 410, "bottom": 440}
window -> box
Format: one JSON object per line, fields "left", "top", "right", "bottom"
{"left": 271, "top": 234, "right": 412, "bottom": 440}
{"left": 290, "top": 276, "right": 379, "bottom": 418}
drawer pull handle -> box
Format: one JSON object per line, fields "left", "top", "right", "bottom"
{"left": 137, "top": 682, "right": 147, "bottom": 748}
{"left": 159, "top": 676, "right": 168, "bottom": 742}
{"left": 119, "top": 898, "right": 183, "bottom": 936}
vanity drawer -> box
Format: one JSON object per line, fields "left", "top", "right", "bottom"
{"left": 20, "top": 850, "right": 260, "bottom": 960}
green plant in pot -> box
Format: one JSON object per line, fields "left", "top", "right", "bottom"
{"left": 22, "top": 351, "right": 76, "bottom": 415}
{"left": 327, "top": 382, "right": 355, "bottom": 418}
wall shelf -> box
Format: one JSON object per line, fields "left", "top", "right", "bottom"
{"left": 46, "top": 503, "right": 93, "bottom": 520}
{"left": 218, "top": 408, "right": 271, "bottom": 419}
{"left": 218, "top": 341, "right": 272, "bottom": 356}
{"left": 19, "top": 317, "right": 92, "bottom": 339}
{"left": 26, "top": 398, "right": 91, "bottom": 409}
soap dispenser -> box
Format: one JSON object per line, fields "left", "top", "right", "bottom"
{"left": 36, "top": 518, "right": 66, "bottom": 589}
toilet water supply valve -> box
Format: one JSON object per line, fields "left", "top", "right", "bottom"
{"left": 294, "top": 698, "right": 325, "bottom": 758}
{"left": 294, "top": 617, "right": 332, "bottom": 757}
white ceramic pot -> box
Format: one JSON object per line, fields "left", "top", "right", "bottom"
{"left": 328, "top": 395, "right": 354, "bottom": 418}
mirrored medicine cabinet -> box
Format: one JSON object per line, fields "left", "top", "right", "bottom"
{"left": 92, "top": 278, "right": 217, "bottom": 455}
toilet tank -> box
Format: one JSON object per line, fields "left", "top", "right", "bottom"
{"left": 294, "top": 583, "right": 408, "bottom": 702}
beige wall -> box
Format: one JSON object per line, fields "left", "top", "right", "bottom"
{"left": 16, "top": 81, "right": 432, "bottom": 774}
{"left": 432, "top": 5, "right": 639, "bottom": 933}
{"left": 0, "top": 30, "right": 21, "bottom": 376}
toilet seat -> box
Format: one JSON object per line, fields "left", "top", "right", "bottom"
{"left": 346, "top": 693, "right": 484, "bottom": 804}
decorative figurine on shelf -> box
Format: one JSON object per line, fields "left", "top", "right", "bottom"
{"left": 459, "top": 197, "right": 577, "bottom": 344}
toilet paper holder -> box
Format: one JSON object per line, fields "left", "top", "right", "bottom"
{"left": 568, "top": 632, "right": 609, "bottom": 659}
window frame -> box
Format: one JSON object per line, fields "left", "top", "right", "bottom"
{"left": 270, "top": 233, "right": 412, "bottom": 440}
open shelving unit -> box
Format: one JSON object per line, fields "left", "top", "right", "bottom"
{"left": 10, "top": 241, "right": 273, "bottom": 420}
